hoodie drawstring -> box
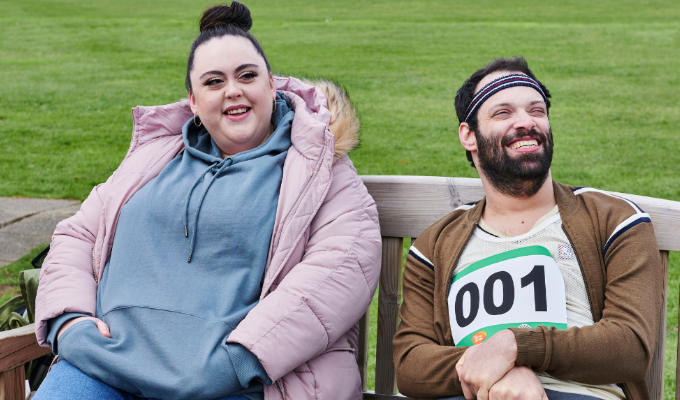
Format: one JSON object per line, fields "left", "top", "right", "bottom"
{"left": 183, "top": 158, "right": 233, "bottom": 262}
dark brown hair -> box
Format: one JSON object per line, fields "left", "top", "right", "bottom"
{"left": 185, "top": 1, "right": 271, "bottom": 93}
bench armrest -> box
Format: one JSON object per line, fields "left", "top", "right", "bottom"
{"left": 0, "top": 323, "right": 51, "bottom": 400}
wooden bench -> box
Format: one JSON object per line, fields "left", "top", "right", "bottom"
{"left": 1, "top": 175, "right": 679, "bottom": 400}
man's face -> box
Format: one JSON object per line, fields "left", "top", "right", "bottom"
{"left": 470, "top": 71, "right": 553, "bottom": 197}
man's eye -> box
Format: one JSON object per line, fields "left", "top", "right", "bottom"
{"left": 530, "top": 108, "right": 546, "bottom": 116}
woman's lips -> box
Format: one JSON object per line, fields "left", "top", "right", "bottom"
{"left": 224, "top": 106, "right": 251, "bottom": 122}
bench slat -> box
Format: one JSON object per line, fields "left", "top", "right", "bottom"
{"left": 0, "top": 366, "right": 25, "bottom": 400}
{"left": 375, "top": 237, "right": 403, "bottom": 395}
{"left": 359, "top": 313, "right": 369, "bottom": 391}
{"left": 647, "top": 251, "right": 668, "bottom": 400}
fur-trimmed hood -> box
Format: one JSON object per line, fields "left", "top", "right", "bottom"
{"left": 273, "top": 76, "right": 359, "bottom": 160}
{"left": 307, "top": 79, "right": 360, "bottom": 158}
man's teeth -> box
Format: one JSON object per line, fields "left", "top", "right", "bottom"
{"left": 511, "top": 140, "right": 538, "bottom": 149}
{"left": 226, "top": 107, "right": 248, "bottom": 115}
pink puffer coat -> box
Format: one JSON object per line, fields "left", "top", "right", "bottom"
{"left": 35, "top": 76, "right": 382, "bottom": 399}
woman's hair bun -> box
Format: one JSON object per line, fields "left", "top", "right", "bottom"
{"left": 200, "top": 1, "right": 252, "bottom": 33}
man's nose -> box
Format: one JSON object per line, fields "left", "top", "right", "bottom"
{"left": 513, "top": 110, "right": 537, "bottom": 132}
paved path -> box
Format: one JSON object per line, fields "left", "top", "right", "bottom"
{"left": 0, "top": 198, "right": 80, "bottom": 267}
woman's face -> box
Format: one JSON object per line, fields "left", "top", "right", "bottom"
{"left": 189, "top": 35, "right": 275, "bottom": 156}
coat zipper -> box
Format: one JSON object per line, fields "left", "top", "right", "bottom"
{"left": 276, "top": 380, "right": 286, "bottom": 399}
{"left": 92, "top": 245, "right": 99, "bottom": 284}
{"left": 263, "top": 132, "right": 330, "bottom": 293}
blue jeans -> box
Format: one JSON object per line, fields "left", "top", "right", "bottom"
{"left": 34, "top": 359, "right": 251, "bottom": 400}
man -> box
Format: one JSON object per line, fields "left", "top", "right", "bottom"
{"left": 393, "top": 57, "right": 663, "bottom": 400}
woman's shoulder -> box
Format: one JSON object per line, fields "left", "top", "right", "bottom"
{"left": 130, "top": 100, "right": 193, "bottom": 148}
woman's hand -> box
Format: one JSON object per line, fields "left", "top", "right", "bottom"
{"left": 57, "top": 316, "right": 111, "bottom": 340}
{"left": 488, "top": 367, "right": 547, "bottom": 400}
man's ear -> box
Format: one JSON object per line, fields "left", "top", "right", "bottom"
{"left": 459, "top": 122, "right": 477, "bottom": 152}
{"left": 188, "top": 92, "right": 198, "bottom": 115}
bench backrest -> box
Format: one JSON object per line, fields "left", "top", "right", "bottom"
{"left": 358, "top": 175, "right": 680, "bottom": 400}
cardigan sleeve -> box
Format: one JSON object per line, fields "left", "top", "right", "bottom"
{"left": 393, "top": 228, "right": 469, "bottom": 398}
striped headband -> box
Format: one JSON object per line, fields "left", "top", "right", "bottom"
{"left": 464, "top": 73, "right": 547, "bottom": 122}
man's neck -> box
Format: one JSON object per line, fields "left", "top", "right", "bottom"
{"left": 480, "top": 173, "right": 557, "bottom": 237}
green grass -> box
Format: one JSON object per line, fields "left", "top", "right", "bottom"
{"left": 1, "top": 0, "right": 679, "bottom": 396}
{"left": 0, "top": 246, "right": 47, "bottom": 304}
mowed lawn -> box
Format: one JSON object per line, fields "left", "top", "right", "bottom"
{"left": 1, "top": 0, "right": 679, "bottom": 397}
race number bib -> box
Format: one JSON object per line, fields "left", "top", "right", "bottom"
{"left": 448, "top": 245, "right": 567, "bottom": 346}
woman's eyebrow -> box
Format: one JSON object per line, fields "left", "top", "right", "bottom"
{"left": 199, "top": 70, "right": 225, "bottom": 80}
{"left": 234, "top": 63, "right": 258, "bottom": 73}
{"left": 199, "top": 64, "right": 259, "bottom": 80}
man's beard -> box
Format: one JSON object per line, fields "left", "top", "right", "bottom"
{"left": 475, "top": 127, "right": 553, "bottom": 197}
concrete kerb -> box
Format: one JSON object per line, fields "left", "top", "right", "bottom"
{"left": 0, "top": 198, "right": 80, "bottom": 267}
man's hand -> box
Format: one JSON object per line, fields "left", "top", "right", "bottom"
{"left": 488, "top": 367, "right": 547, "bottom": 400}
{"left": 57, "top": 316, "right": 111, "bottom": 339}
{"left": 456, "top": 329, "right": 518, "bottom": 400}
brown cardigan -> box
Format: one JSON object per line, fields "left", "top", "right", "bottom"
{"left": 393, "top": 181, "right": 663, "bottom": 400}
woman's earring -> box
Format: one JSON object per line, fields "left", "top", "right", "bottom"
{"left": 272, "top": 99, "right": 277, "bottom": 114}
{"left": 193, "top": 115, "right": 202, "bottom": 127}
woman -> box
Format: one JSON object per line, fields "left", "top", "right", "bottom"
{"left": 34, "top": 2, "right": 381, "bottom": 399}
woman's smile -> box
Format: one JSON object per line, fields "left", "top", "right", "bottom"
{"left": 224, "top": 104, "right": 252, "bottom": 121}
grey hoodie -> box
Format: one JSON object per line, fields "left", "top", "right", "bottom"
{"left": 51, "top": 93, "right": 294, "bottom": 399}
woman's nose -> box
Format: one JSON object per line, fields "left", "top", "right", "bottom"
{"left": 224, "top": 81, "right": 242, "bottom": 99}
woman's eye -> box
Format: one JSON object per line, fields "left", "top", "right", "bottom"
{"left": 204, "top": 78, "right": 222, "bottom": 86}
{"left": 239, "top": 72, "right": 257, "bottom": 80}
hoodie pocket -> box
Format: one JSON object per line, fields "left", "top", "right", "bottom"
{"left": 59, "top": 306, "right": 242, "bottom": 400}
{"left": 57, "top": 319, "right": 98, "bottom": 355}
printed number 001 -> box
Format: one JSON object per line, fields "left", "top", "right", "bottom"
{"left": 454, "top": 265, "right": 547, "bottom": 328}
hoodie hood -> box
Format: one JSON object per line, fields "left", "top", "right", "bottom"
{"left": 182, "top": 91, "right": 294, "bottom": 164}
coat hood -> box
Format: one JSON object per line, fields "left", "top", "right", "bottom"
{"left": 305, "top": 79, "right": 360, "bottom": 158}
{"left": 272, "top": 76, "right": 360, "bottom": 160}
